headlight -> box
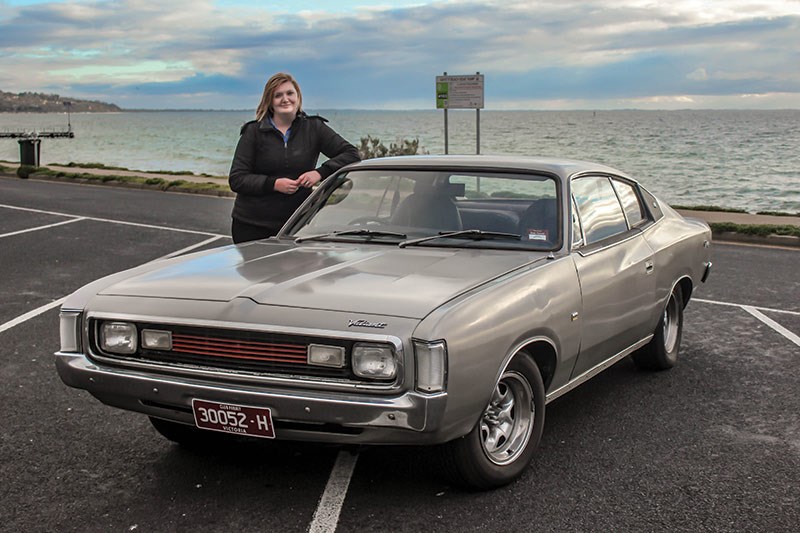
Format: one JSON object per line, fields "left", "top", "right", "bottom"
{"left": 308, "top": 344, "right": 345, "bottom": 368}
{"left": 414, "top": 340, "right": 447, "bottom": 393}
{"left": 59, "top": 310, "right": 83, "bottom": 353}
{"left": 352, "top": 343, "right": 397, "bottom": 379}
{"left": 142, "top": 329, "right": 172, "bottom": 351}
{"left": 100, "top": 322, "right": 137, "bottom": 354}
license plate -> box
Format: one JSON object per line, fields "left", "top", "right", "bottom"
{"left": 192, "top": 399, "right": 275, "bottom": 439}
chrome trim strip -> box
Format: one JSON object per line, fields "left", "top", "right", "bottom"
{"left": 545, "top": 335, "right": 653, "bottom": 404}
{"left": 576, "top": 230, "right": 642, "bottom": 257}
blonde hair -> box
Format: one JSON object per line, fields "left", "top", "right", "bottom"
{"left": 255, "top": 72, "right": 303, "bottom": 121}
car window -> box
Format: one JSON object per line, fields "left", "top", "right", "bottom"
{"left": 309, "top": 174, "right": 415, "bottom": 227}
{"left": 611, "top": 178, "right": 645, "bottom": 227}
{"left": 289, "top": 169, "right": 560, "bottom": 250}
{"left": 571, "top": 176, "right": 628, "bottom": 244}
{"left": 449, "top": 174, "right": 555, "bottom": 200}
{"left": 571, "top": 195, "right": 583, "bottom": 247}
{"left": 639, "top": 186, "right": 664, "bottom": 221}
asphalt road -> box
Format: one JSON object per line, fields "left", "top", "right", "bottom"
{"left": 2, "top": 177, "right": 798, "bottom": 532}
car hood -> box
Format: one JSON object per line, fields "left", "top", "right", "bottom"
{"left": 98, "top": 241, "right": 546, "bottom": 319}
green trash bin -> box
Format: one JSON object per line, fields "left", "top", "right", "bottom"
{"left": 18, "top": 138, "right": 41, "bottom": 167}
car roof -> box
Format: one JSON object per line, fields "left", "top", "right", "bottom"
{"left": 344, "top": 155, "right": 633, "bottom": 181}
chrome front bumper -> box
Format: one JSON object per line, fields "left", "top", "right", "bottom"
{"left": 55, "top": 352, "right": 449, "bottom": 445}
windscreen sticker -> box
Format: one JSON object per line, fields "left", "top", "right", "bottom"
{"left": 526, "top": 229, "right": 549, "bottom": 241}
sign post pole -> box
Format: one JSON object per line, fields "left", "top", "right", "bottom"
{"left": 476, "top": 110, "right": 480, "bottom": 154}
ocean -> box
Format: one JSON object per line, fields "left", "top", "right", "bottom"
{"left": 1, "top": 109, "right": 798, "bottom": 213}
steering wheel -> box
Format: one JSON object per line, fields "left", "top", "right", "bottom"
{"left": 349, "top": 216, "right": 386, "bottom": 226}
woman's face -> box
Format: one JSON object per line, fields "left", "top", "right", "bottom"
{"left": 271, "top": 81, "right": 299, "bottom": 117}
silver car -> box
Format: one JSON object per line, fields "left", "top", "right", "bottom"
{"left": 56, "top": 155, "right": 712, "bottom": 489}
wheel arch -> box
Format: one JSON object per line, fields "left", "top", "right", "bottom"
{"left": 517, "top": 339, "right": 558, "bottom": 392}
{"left": 675, "top": 275, "right": 693, "bottom": 308}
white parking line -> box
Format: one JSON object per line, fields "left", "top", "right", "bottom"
{"left": 694, "top": 297, "right": 800, "bottom": 346}
{"left": 742, "top": 306, "right": 800, "bottom": 347}
{"left": 693, "top": 298, "right": 800, "bottom": 316}
{"left": 0, "top": 297, "right": 65, "bottom": 335}
{"left": 0, "top": 203, "right": 225, "bottom": 237}
{"left": 0, "top": 217, "right": 86, "bottom": 239}
{"left": 308, "top": 451, "right": 359, "bottom": 533}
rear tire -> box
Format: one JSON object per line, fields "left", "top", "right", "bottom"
{"left": 633, "top": 284, "right": 684, "bottom": 370}
{"left": 440, "top": 354, "right": 545, "bottom": 490}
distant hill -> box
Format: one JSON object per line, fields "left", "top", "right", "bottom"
{"left": 0, "top": 90, "right": 121, "bottom": 112}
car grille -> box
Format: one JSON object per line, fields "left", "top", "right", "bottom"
{"left": 170, "top": 333, "right": 308, "bottom": 364}
{"left": 89, "top": 321, "right": 356, "bottom": 380}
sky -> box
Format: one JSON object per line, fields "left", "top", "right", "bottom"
{"left": 1, "top": 0, "right": 799, "bottom": 110}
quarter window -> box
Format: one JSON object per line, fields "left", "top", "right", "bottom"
{"left": 611, "top": 179, "right": 645, "bottom": 227}
{"left": 571, "top": 176, "right": 628, "bottom": 244}
{"left": 640, "top": 186, "right": 664, "bottom": 221}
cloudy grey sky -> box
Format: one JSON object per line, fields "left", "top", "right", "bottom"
{"left": 1, "top": 0, "right": 798, "bottom": 109}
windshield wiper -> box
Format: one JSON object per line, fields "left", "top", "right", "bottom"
{"left": 295, "top": 229, "right": 407, "bottom": 243}
{"left": 399, "top": 229, "right": 521, "bottom": 248}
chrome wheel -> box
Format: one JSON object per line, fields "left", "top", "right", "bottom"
{"left": 480, "top": 370, "right": 534, "bottom": 466}
{"left": 632, "top": 283, "right": 684, "bottom": 371}
{"left": 663, "top": 292, "right": 680, "bottom": 353}
{"left": 441, "top": 355, "right": 545, "bottom": 489}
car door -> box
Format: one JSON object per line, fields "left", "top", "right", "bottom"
{"left": 569, "top": 175, "right": 657, "bottom": 378}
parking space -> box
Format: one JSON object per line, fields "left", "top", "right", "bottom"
{"left": 0, "top": 208, "right": 72, "bottom": 235}
{"left": 1, "top": 177, "right": 798, "bottom": 532}
{"left": 0, "top": 219, "right": 212, "bottom": 323}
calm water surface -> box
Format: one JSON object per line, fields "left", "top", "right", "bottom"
{"left": 1, "top": 109, "right": 798, "bottom": 213}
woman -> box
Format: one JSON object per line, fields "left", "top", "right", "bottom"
{"left": 228, "top": 72, "right": 360, "bottom": 243}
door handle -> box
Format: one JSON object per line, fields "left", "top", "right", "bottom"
{"left": 645, "top": 260, "right": 654, "bottom": 274}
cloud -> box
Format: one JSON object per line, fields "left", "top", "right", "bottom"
{"left": 0, "top": 0, "right": 798, "bottom": 109}
{"left": 687, "top": 68, "right": 708, "bottom": 81}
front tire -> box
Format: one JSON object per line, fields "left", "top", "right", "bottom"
{"left": 633, "top": 283, "right": 684, "bottom": 370}
{"left": 440, "top": 354, "right": 546, "bottom": 490}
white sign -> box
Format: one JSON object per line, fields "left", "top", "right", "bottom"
{"left": 436, "top": 74, "right": 484, "bottom": 109}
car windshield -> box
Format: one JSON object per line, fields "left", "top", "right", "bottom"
{"left": 286, "top": 169, "right": 560, "bottom": 249}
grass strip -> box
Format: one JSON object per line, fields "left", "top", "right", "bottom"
{"left": 672, "top": 204, "right": 748, "bottom": 213}
{"left": 30, "top": 167, "right": 231, "bottom": 194}
{"left": 710, "top": 222, "right": 800, "bottom": 238}
{"left": 55, "top": 161, "right": 224, "bottom": 178}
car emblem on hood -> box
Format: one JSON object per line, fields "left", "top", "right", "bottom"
{"left": 348, "top": 319, "right": 388, "bottom": 329}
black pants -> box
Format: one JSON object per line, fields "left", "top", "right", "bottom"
{"left": 231, "top": 219, "right": 279, "bottom": 244}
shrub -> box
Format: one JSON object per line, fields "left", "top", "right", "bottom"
{"left": 16, "top": 165, "right": 37, "bottom": 179}
{"left": 358, "top": 136, "right": 427, "bottom": 159}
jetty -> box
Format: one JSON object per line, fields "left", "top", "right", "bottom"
{"left": 0, "top": 102, "right": 74, "bottom": 166}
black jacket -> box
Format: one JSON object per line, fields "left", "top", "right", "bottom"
{"left": 228, "top": 112, "right": 360, "bottom": 230}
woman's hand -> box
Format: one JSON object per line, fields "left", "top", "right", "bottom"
{"left": 297, "top": 170, "right": 322, "bottom": 188}
{"left": 274, "top": 177, "right": 301, "bottom": 194}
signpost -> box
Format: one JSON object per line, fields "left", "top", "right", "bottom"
{"left": 436, "top": 72, "right": 484, "bottom": 154}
